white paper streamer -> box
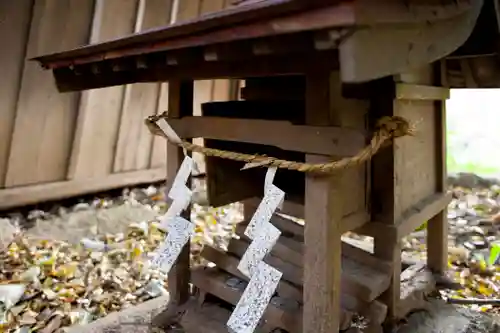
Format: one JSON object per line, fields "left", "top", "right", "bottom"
{"left": 151, "top": 216, "right": 195, "bottom": 274}
{"left": 168, "top": 156, "right": 194, "bottom": 198}
{"left": 228, "top": 168, "right": 286, "bottom": 333}
{"left": 244, "top": 184, "right": 285, "bottom": 240}
{"left": 264, "top": 167, "right": 283, "bottom": 210}
{"left": 227, "top": 262, "right": 282, "bottom": 333}
{"left": 159, "top": 156, "right": 194, "bottom": 231}
{"left": 156, "top": 118, "right": 182, "bottom": 145}
{"left": 238, "top": 223, "right": 281, "bottom": 277}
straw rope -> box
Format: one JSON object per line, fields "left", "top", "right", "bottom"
{"left": 145, "top": 112, "right": 414, "bottom": 174}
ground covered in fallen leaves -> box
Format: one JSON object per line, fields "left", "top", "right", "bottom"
{"left": 2, "top": 176, "right": 500, "bottom": 332}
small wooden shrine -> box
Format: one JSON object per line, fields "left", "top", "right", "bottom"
{"left": 32, "top": 0, "right": 486, "bottom": 332}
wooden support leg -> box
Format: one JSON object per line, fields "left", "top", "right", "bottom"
{"left": 303, "top": 70, "right": 342, "bottom": 333}
{"left": 166, "top": 80, "right": 194, "bottom": 305}
{"left": 427, "top": 71, "right": 448, "bottom": 274}
{"left": 370, "top": 77, "right": 401, "bottom": 322}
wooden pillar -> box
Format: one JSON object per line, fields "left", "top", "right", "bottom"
{"left": 370, "top": 77, "right": 401, "bottom": 322}
{"left": 303, "top": 70, "right": 342, "bottom": 332}
{"left": 427, "top": 64, "right": 448, "bottom": 274}
{"left": 166, "top": 80, "right": 194, "bottom": 305}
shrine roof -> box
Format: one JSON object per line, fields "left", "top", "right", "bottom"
{"left": 32, "top": 0, "right": 350, "bottom": 70}
{"left": 31, "top": 0, "right": 484, "bottom": 91}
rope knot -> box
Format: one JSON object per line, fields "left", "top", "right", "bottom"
{"left": 375, "top": 116, "right": 414, "bottom": 138}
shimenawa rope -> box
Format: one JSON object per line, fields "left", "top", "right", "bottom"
{"left": 144, "top": 112, "right": 414, "bottom": 174}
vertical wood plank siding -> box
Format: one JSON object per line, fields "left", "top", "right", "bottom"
{"left": 0, "top": 0, "right": 235, "bottom": 210}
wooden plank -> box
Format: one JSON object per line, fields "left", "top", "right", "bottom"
{"left": 302, "top": 69, "right": 342, "bottom": 333}
{"left": 247, "top": 196, "right": 371, "bottom": 236}
{"left": 427, "top": 65, "right": 449, "bottom": 274}
{"left": 201, "top": 245, "right": 302, "bottom": 301}
{"left": 203, "top": 100, "right": 306, "bottom": 208}
{"left": 166, "top": 80, "right": 194, "bottom": 305}
{"left": 5, "top": 0, "right": 94, "bottom": 187}
{"left": 150, "top": 0, "right": 181, "bottom": 169}
{"left": 53, "top": 51, "right": 340, "bottom": 92}
{"left": 0, "top": 0, "right": 32, "bottom": 187}
{"left": 113, "top": 0, "right": 174, "bottom": 173}
{"left": 235, "top": 223, "right": 303, "bottom": 262}
{"left": 150, "top": 82, "right": 170, "bottom": 168}
{"left": 0, "top": 168, "right": 166, "bottom": 211}
{"left": 398, "top": 192, "right": 452, "bottom": 237}
{"left": 237, "top": 216, "right": 393, "bottom": 274}
{"left": 244, "top": 197, "right": 306, "bottom": 220}
{"left": 357, "top": 192, "right": 452, "bottom": 240}
{"left": 212, "top": 79, "right": 233, "bottom": 102}
{"left": 164, "top": 116, "right": 365, "bottom": 156}
{"left": 67, "top": 0, "right": 139, "bottom": 180}
{"left": 370, "top": 75, "right": 402, "bottom": 321}
{"left": 202, "top": 242, "right": 389, "bottom": 327}
{"left": 177, "top": 0, "right": 201, "bottom": 21}
{"left": 395, "top": 83, "right": 450, "bottom": 101}
{"left": 228, "top": 236, "right": 303, "bottom": 287}
{"left": 192, "top": 80, "right": 212, "bottom": 174}
{"left": 394, "top": 70, "right": 437, "bottom": 216}
{"left": 191, "top": 267, "right": 302, "bottom": 333}
{"left": 232, "top": 225, "right": 391, "bottom": 302}
{"left": 192, "top": 0, "right": 230, "bottom": 175}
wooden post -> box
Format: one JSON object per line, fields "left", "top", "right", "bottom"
{"left": 370, "top": 77, "right": 401, "bottom": 322}
{"left": 427, "top": 64, "right": 448, "bottom": 274}
{"left": 303, "top": 70, "right": 342, "bottom": 332}
{"left": 166, "top": 80, "right": 194, "bottom": 305}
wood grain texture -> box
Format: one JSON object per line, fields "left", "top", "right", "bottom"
{"left": 150, "top": 0, "right": 180, "bottom": 169}
{"left": 114, "top": 0, "right": 174, "bottom": 173}
{"left": 0, "top": 0, "right": 236, "bottom": 209}
{"left": 166, "top": 80, "right": 194, "bottom": 305}
{"left": 0, "top": 168, "right": 166, "bottom": 210}
{"left": 427, "top": 64, "right": 449, "bottom": 274}
{"left": 0, "top": 0, "right": 33, "bottom": 186}
{"left": 68, "top": 0, "right": 139, "bottom": 180}
{"left": 303, "top": 70, "right": 342, "bottom": 333}
{"left": 5, "top": 0, "right": 94, "bottom": 187}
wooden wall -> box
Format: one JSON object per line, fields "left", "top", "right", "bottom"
{"left": 0, "top": 0, "right": 236, "bottom": 210}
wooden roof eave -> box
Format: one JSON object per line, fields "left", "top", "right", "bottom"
{"left": 32, "top": 1, "right": 354, "bottom": 70}
{"left": 35, "top": 3, "right": 357, "bottom": 92}
{"left": 33, "top": 0, "right": 484, "bottom": 92}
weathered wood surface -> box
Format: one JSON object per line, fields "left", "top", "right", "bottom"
{"left": 0, "top": 0, "right": 235, "bottom": 210}
{"left": 165, "top": 80, "right": 194, "bottom": 305}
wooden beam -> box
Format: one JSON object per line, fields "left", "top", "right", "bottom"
{"left": 36, "top": 4, "right": 354, "bottom": 70}
{"left": 191, "top": 267, "right": 300, "bottom": 332}
{"left": 0, "top": 168, "right": 166, "bottom": 211}
{"left": 355, "top": 192, "right": 451, "bottom": 239}
{"left": 243, "top": 197, "right": 369, "bottom": 234}
{"left": 303, "top": 69, "right": 342, "bottom": 332}
{"left": 369, "top": 77, "right": 401, "bottom": 322}
{"left": 395, "top": 83, "right": 450, "bottom": 101}
{"left": 427, "top": 70, "right": 449, "bottom": 274}
{"left": 165, "top": 116, "right": 366, "bottom": 157}
{"left": 201, "top": 245, "right": 302, "bottom": 301}
{"left": 166, "top": 80, "right": 194, "bottom": 305}
{"left": 52, "top": 51, "right": 340, "bottom": 92}
{"left": 398, "top": 192, "right": 451, "bottom": 237}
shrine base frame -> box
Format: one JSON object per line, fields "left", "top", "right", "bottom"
{"left": 160, "top": 62, "right": 450, "bottom": 333}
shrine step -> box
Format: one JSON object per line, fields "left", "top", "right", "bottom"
{"left": 191, "top": 266, "right": 353, "bottom": 333}
{"left": 201, "top": 246, "right": 388, "bottom": 327}
{"left": 234, "top": 221, "right": 393, "bottom": 303}
{"left": 176, "top": 297, "right": 269, "bottom": 333}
